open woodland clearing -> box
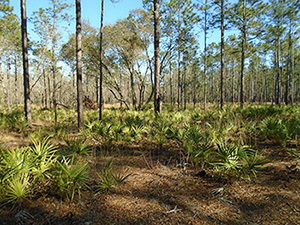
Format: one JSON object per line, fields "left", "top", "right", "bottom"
{"left": 0, "top": 104, "right": 299, "bottom": 224}
{"left": 1, "top": 0, "right": 300, "bottom": 224}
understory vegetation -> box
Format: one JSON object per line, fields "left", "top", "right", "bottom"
{"left": 0, "top": 104, "right": 299, "bottom": 211}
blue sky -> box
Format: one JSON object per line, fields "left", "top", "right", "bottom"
{"left": 9, "top": 0, "right": 225, "bottom": 54}
{"left": 11, "top": 0, "right": 144, "bottom": 32}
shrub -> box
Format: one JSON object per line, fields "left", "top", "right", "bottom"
{"left": 54, "top": 157, "right": 89, "bottom": 201}
{"left": 212, "top": 140, "right": 268, "bottom": 179}
{"left": 95, "top": 158, "right": 130, "bottom": 193}
{"left": 65, "top": 138, "right": 92, "bottom": 156}
{"left": 260, "top": 118, "right": 288, "bottom": 146}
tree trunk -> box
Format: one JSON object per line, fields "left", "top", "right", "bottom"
{"left": 95, "top": 75, "right": 99, "bottom": 105}
{"left": 169, "top": 61, "right": 173, "bottom": 106}
{"left": 203, "top": 0, "right": 208, "bottom": 111}
{"left": 240, "top": 0, "right": 246, "bottom": 109}
{"left": 6, "top": 56, "right": 11, "bottom": 111}
{"left": 119, "top": 73, "right": 123, "bottom": 107}
{"left": 76, "top": 0, "right": 84, "bottom": 129}
{"left": 183, "top": 68, "right": 187, "bottom": 110}
{"left": 0, "top": 53, "right": 2, "bottom": 104}
{"left": 274, "top": 41, "right": 280, "bottom": 106}
{"left": 231, "top": 59, "right": 235, "bottom": 103}
{"left": 42, "top": 66, "right": 48, "bottom": 108}
{"left": 290, "top": 22, "right": 294, "bottom": 105}
{"left": 52, "top": 0, "right": 58, "bottom": 126}
{"left": 177, "top": 50, "right": 181, "bottom": 109}
{"left": 193, "top": 66, "right": 196, "bottom": 109}
{"left": 177, "top": 7, "right": 181, "bottom": 110}
{"left": 154, "top": 0, "right": 161, "bottom": 114}
{"left": 99, "top": 0, "right": 104, "bottom": 120}
{"left": 48, "top": 71, "right": 52, "bottom": 108}
{"left": 21, "top": 0, "right": 32, "bottom": 125}
{"left": 285, "top": 21, "right": 293, "bottom": 105}
{"left": 14, "top": 53, "right": 18, "bottom": 105}
{"left": 220, "top": 0, "right": 224, "bottom": 109}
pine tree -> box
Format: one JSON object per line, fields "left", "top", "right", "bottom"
{"left": 76, "top": 0, "right": 83, "bottom": 129}
{"left": 21, "top": 0, "right": 32, "bottom": 125}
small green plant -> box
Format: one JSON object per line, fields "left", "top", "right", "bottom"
{"left": 0, "top": 110, "right": 28, "bottom": 132}
{"left": 0, "top": 146, "right": 34, "bottom": 206}
{"left": 241, "top": 106, "right": 283, "bottom": 121}
{"left": 96, "top": 158, "right": 130, "bottom": 192}
{"left": 3, "top": 173, "right": 32, "bottom": 207}
{"left": 241, "top": 152, "right": 269, "bottom": 178}
{"left": 85, "top": 120, "right": 112, "bottom": 140}
{"left": 211, "top": 140, "right": 268, "bottom": 179}
{"left": 0, "top": 147, "right": 32, "bottom": 176}
{"left": 190, "top": 141, "right": 214, "bottom": 166}
{"left": 261, "top": 118, "right": 288, "bottom": 146}
{"left": 55, "top": 157, "right": 89, "bottom": 201}
{"left": 213, "top": 140, "right": 246, "bottom": 172}
{"left": 65, "top": 138, "right": 92, "bottom": 156}
{"left": 150, "top": 118, "right": 172, "bottom": 148}
{"left": 29, "top": 137, "right": 57, "bottom": 181}
{"left": 284, "top": 117, "right": 300, "bottom": 140}
{"left": 111, "top": 123, "right": 126, "bottom": 142}
{"left": 0, "top": 138, "right": 59, "bottom": 206}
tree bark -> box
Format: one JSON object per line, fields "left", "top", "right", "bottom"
{"left": 76, "top": 0, "right": 84, "bottom": 129}
{"left": 285, "top": 21, "right": 293, "bottom": 106}
{"left": 203, "top": 0, "right": 208, "bottom": 111}
{"left": 220, "top": 0, "right": 224, "bottom": 109}
{"left": 183, "top": 68, "right": 187, "bottom": 110}
{"left": 6, "top": 56, "right": 11, "bottom": 111}
{"left": 21, "top": 0, "right": 32, "bottom": 125}
{"left": 154, "top": 0, "right": 161, "bottom": 114}
{"left": 231, "top": 59, "right": 235, "bottom": 103}
{"left": 52, "top": 0, "right": 58, "bottom": 126}
{"left": 169, "top": 61, "right": 173, "bottom": 106}
{"left": 274, "top": 40, "right": 280, "bottom": 106}
{"left": 240, "top": 0, "right": 246, "bottom": 109}
{"left": 14, "top": 53, "right": 18, "bottom": 105}
{"left": 99, "top": 0, "right": 104, "bottom": 120}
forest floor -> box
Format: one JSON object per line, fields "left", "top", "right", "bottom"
{"left": 0, "top": 132, "right": 299, "bottom": 225}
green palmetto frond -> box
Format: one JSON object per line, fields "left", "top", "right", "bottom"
{"left": 3, "top": 173, "right": 32, "bottom": 206}
{"left": 55, "top": 157, "right": 89, "bottom": 201}
{"left": 29, "top": 137, "right": 57, "bottom": 181}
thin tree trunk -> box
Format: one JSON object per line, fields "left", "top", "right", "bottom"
{"left": 86, "top": 73, "right": 89, "bottom": 95}
{"left": 95, "top": 75, "right": 99, "bottom": 105}
{"left": 76, "top": 0, "right": 84, "bottom": 129}
{"left": 290, "top": 23, "right": 294, "bottom": 105}
{"left": 0, "top": 53, "right": 2, "bottom": 104}
{"left": 129, "top": 70, "right": 137, "bottom": 110}
{"left": 177, "top": 7, "right": 181, "bottom": 110}
{"left": 240, "top": 0, "right": 246, "bottom": 109}
{"left": 183, "top": 68, "right": 187, "bottom": 110}
{"left": 43, "top": 66, "right": 48, "bottom": 108}
{"left": 154, "top": 0, "right": 161, "bottom": 114}
{"left": 21, "top": 0, "right": 32, "bottom": 125}
{"left": 6, "top": 55, "right": 11, "bottom": 112}
{"left": 232, "top": 59, "right": 235, "bottom": 103}
{"left": 99, "top": 0, "right": 104, "bottom": 120}
{"left": 203, "top": 0, "right": 208, "bottom": 111}
{"left": 285, "top": 21, "right": 293, "bottom": 105}
{"left": 275, "top": 41, "right": 280, "bottom": 106}
{"left": 52, "top": 0, "right": 58, "bottom": 126}
{"left": 220, "top": 0, "right": 224, "bottom": 109}
{"left": 177, "top": 51, "right": 181, "bottom": 109}
{"left": 169, "top": 61, "right": 173, "bottom": 106}
{"left": 14, "top": 53, "right": 18, "bottom": 105}
{"left": 119, "top": 73, "right": 123, "bottom": 107}
{"left": 48, "top": 71, "right": 52, "bottom": 108}
{"left": 193, "top": 66, "right": 196, "bottom": 109}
